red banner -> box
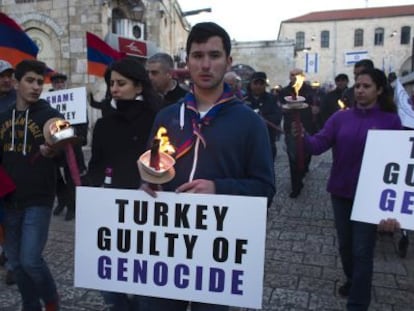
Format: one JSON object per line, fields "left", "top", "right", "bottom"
{"left": 118, "top": 37, "right": 147, "bottom": 57}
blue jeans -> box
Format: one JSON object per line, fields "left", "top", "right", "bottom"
{"left": 4, "top": 206, "right": 58, "bottom": 311}
{"left": 331, "top": 195, "right": 377, "bottom": 311}
{"left": 101, "top": 291, "right": 141, "bottom": 311}
{"left": 139, "top": 297, "right": 229, "bottom": 311}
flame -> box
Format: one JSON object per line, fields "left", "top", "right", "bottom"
{"left": 50, "top": 119, "right": 71, "bottom": 135}
{"left": 337, "top": 99, "right": 346, "bottom": 110}
{"left": 156, "top": 127, "right": 175, "bottom": 155}
{"left": 292, "top": 74, "right": 304, "bottom": 97}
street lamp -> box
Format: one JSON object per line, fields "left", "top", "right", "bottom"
{"left": 182, "top": 8, "right": 212, "bottom": 17}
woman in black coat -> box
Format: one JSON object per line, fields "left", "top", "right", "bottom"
{"left": 85, "top": 58, "right": 162, "bottom": 189}
{"left": 83, "top": 58, "right": 162, "bottom": 311}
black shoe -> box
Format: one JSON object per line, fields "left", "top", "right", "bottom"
{"left": 398, "top": 235, "right": 409, "bottom": 258}
{"left": 289, "top": 190, "right": 301, "bottom": 198}
{"left": 289, "top": 183, "right": 304, "bottom": 198}
{"left": 53, "top": 205, "right": 65, "bottom": 216}
{"left": 5, "top": 270, "right": 15, "bottom": 285}
{"left": 65, "top": 209, "right": 75, "bottom": 221}
{"left": 338, "top": 281, "right": 351, "bottom": 298}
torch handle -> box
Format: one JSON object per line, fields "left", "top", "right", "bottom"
{"left": 293, "top": 111, "right": 305, "bottom": 171}
{"left": 65, "top": 144, "right": 81, "bottom": 186}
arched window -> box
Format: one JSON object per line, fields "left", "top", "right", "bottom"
{"left": 354, "top": 29, "right": 363, "bottom": 47}
{"left": 401, "top": 26, "right": 411, "bottom": 45}
{"left": 295, "top": 31, "right": 305, "bottom": 50}
{"left": 321, "top": 30, "right": 329, "bottom": 48}
{"left": 374, "top": 27, "right": 384, "bottom": 46}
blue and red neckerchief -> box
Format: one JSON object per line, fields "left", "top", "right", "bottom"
{"left": 175, "top": 83, "right": 236, "bottom": 159}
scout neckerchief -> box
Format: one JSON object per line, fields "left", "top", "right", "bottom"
{"left": 175, "top": 83, "right": 236, "bottom": 159}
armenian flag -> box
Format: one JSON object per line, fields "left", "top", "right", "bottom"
{"left": 0, "top": 12, "right": 39, "bottom": 66}
{"left": 86, "top": 32, "right": 124, "bottom": 77}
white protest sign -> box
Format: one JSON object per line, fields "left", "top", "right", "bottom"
{"left": 351, "top": 130, "right": 414, "bottom": 230}
{"left": 41, "top": 87, "right": 87, "bottom": 124}
{"left": 393, "top": 78, "right": 414, "bottom": 129}
{"left": 74, "top": 187, "right": 267, "bottom": 308}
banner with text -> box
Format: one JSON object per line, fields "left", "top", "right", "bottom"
{"left": 41, "top": 87, "right": 87, "bottom": 124}
{"left": 74, "top": 187, "right": 268, "bottom": 308}
{"left": 351, "top": 130, "right": 414, "bottom": 230}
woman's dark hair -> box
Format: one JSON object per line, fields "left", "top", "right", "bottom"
{"left": 109, "top": 58, "right": 162, "bottom": 110}
{"left": 14, "top": 60, "right": 47, "bottom": 81}
{"left": 355, "top": 68, "right": 397, "bottom": 113}
{"left": 186, "top": 22, "right": 231, "bottom": 57}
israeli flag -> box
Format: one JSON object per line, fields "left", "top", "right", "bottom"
{"left": 344, "top": 51, "right": 369, "bottom": 65}
{"left": 305, "top": 53, "right": 318, "bottom": 73}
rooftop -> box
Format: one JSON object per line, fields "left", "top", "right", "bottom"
{"left": 283, "top": 5, "right": 414, "bottom": 23}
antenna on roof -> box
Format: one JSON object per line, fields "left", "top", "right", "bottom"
{"left": 365, "top": 0, "right": 369, "bottom": 7}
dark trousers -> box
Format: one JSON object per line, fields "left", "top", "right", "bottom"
{"left": 285, "top": 134, "right": 311, "bottom": 192}
{"left": 56, "top": 143, "right": 86, "bottom": 215}
{"left": 331, "top": 195, "right": 377, "bottom": 311}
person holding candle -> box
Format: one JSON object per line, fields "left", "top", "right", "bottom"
{"left": 319, "top": 73, "right": 349, "bottom": 126}
{"left": 245, "top": 71, "right": 283, "bottom": 160}
{"left": 140, "top": 22, "right": 276, "bottom": 311}
{"left": 292, "top": 68, "right": 402, "bottom": 310}
{"left": 0, "top": 59, "right": 63, "bottom": 311}
{"left": 279, "top": 68, "right": 316, "bottom": 198}
{"left": 83, "top": 57, "right": 162, "bottom": 311}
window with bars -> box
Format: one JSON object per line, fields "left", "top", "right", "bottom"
{"left": 295, "top": 31, "right": 305, "bottom": 50}
{"left": 320, "top": 30, "right": 329, "bottom": 48}
{"left": 374, "top": 28, "right": 384, "bottom": 46}
{"left": 354, "top": 29, "right": 364, "bottom": 47}
{"left": 401, "top": 26, "right": 411, "bottom": 45}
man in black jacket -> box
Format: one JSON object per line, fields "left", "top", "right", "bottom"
{"left": 279, "top": 68, "right": 316, "bottom": 198}
{"left": 146, "top": 52, "right": 188, "bottom": 107}
{"left": 245, "top": 71, "right": 282, "bottom": 160}
{"left": 320, "top": 73, "right": 349, "bottom": 126}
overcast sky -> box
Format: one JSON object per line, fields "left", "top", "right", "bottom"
{"left": 177, "top": 0, "right": 414, "bottom": 41}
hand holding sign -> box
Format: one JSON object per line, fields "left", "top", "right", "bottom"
{"left": 351, "top": 130, "right": 414, "bottom": 230}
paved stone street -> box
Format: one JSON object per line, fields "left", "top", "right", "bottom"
{"left": 0, "top": 141, "right": 413, "bottom": 310}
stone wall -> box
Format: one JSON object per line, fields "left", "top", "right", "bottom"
{"left": 231, "top": 40, "right": 295, "bottom": 87}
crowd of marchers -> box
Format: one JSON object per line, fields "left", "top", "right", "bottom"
{"left": 0, "top": 21, "right": 411, "bottom": 311}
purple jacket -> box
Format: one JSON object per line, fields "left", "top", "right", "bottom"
{"left": 304, "top": 105, "right": 402, "bottom": 199}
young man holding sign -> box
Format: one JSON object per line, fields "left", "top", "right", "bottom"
{"left": 293, "top": 68, "right": 402, "bottom": 310}
{"left": 141, "top": 22, "right": 276, "bottom": 311}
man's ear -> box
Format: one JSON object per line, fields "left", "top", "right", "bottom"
{"left": 226, "top": 56, "right": 233, "bottom": 72}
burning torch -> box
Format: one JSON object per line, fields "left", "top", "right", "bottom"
{"left": 283, "top": 74, "right": 308, "bottom": 171}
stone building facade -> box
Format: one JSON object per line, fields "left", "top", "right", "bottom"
{"left": 0, "top": 0, "right": 189, "bottom": 87}
{"left": 278, "top": 5, "right": 414, "bottom": 85}
{"left": 0, "top": 0, "right": 190, "bottom": 126}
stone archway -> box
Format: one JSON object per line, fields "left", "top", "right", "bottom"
{"left": 26, "top": 27, "right": 58, "bottom": 70}
{"left": 19, "top": 15, "right": 66, "bottom": 74}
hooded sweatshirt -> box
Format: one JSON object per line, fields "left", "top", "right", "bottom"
{"left": 148, "top": 94, "right": 276, "bottom": 204}
{"left": 0, "top": 99, "right": 63, "bottom": 208}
